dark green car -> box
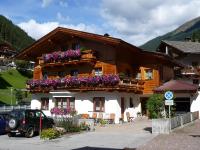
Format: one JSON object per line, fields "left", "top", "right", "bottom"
{"left": 6, "top": 109, "right": 54, "bottom": 138}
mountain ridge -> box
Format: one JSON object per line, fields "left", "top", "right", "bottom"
{"left": 140, "top": 16, "right": 200, "bottom": 51}
{"left": 0, "top": 15, "right": 35, "bottom": 51}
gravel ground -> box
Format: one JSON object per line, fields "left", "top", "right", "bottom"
{"left": 138, "top": 119, "right": 200, "bottom": 150}
{"left": 0, "top": 118, "right": 155, "bottom": 150}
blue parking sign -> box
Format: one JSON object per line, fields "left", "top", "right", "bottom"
{"left": 164, "top": 91, "right": 173, "bottom": 100}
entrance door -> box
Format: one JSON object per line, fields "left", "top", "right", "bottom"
{"left": 174, "top": 97, "right": 190, "bottom": 113}
{"left": 141, "top": 97, "right": 148, "bottom": 116}
{"left": 121, "top": 97, "right": 125, "bottom": 119}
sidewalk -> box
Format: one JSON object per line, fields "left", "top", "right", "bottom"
{"left": 138, "top": 119, "right": 200, "bottom": 150}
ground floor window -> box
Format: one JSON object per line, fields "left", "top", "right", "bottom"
{"left": 55, "top": 97, "right": 75, "bottom": 110}
{"left": 93, "top": 97, "right": 105, "bottom": 112}
{"left": 41, "top": 97, "right": 49, "bottom": 110}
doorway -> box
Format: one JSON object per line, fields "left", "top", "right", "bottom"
{"left": 140, "top": 97, "right": 148, "bottom": 116}
{"left": 121, "top": 97, "right": 125, "bottom": 119}
{"left": 174, "top": 97, "right": 190, "bottom": 113}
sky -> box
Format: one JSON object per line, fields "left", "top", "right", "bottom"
{"left": 1, "top": 0, "right": 200, "bottom": 46}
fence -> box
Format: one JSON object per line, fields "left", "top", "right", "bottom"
{"left": 0, "top": 105, "right": 31, "bottom": 112}
{"left": 152, "top": 111, "right": 199, "bottom": 134}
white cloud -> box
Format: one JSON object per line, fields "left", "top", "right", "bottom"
{"left": 59, "top": 0, "right": 68, "bottom": 7}
{"left": 17, "top": 19, "right": 102, "bottom": 40}
{"left": 56, "top": 12, "right": 70, "bottom": 22}
{"left": 41, "top": 0, "right": 53, "bottom": 8}
{"left": 101, "top": 0, "right": 200, "bottom": 45}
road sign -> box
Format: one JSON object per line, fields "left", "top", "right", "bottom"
{"left": 165, "top": 100, "right": 174, "bottom": 105}
{"left": 164, "top": 91, "right": 173, "bottom": 100}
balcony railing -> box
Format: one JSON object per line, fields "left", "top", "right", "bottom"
{"left": 26, "top": 75, "right": 144, "bottom": 92}
{"left": 39, "top": 49, "right": 96, "bottom": 66}
{"left": 181, "top": 66, "right": 200, "bottom": 76}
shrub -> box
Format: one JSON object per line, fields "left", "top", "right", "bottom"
{"left": 40, "top": 128, "right": 60, "bottom": 140}
{"left": 99, "top": 119, "right": 107, "bottom": 126}
{"left": 56, "top": 119, "right": 81, "bottom": 133}
{"left": 146, "top": 94, "right": 165, "bottom": 119}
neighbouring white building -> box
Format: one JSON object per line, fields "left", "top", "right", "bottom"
{"left": 157, "top": 40, "right": 200, "bottom": 116}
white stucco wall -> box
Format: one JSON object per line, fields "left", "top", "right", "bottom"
{"left": 31, "top": 91, "right": 141, "bottom": 123}
{"left": 190, "top": 92, "right": 200, "bottom": 117}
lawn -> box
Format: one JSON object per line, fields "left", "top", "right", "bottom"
{"left": 0, "top": 69, "right": 30, "bottom": 105}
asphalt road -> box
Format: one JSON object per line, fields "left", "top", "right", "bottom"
{"left": 0, "top": 119, "right": 155, "bottom": 150}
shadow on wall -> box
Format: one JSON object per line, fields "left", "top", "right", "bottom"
{"left": 72, "top": 146, "right": 136, "bottom": 150}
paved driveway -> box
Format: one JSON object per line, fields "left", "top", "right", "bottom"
{"left": 0, "top": 118, "right": 155, "bottom": 150}
{"left": 138, "top": 119, "right": 200, "bottom": 150}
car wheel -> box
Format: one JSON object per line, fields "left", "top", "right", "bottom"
{"left": 8, "top": 132, "right": 16, "bottom": 137}
{"left": 25, "top": 127, "right": 34, "bottom": 138}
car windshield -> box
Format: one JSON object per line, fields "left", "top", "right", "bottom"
{"left": 10, "top": 111, "right": 25, "bottom": 119}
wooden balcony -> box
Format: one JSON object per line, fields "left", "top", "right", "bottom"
{"left": 39, "top": 50, "right": 96, "bottom": 67}
{"left": 181, "top": 66, "right": 200, "bottom": 76}
{"left": 27, "top": 77, "right": 144, "bottom": 93}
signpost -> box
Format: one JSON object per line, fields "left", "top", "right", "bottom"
{"left": 164, "top": 91, "right": 174, "bottom": 119}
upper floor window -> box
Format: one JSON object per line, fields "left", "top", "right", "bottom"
{"left": 70, "top": 69, "right": 79, "bottom": 77}
{"left": 58, "top": 71, "right": 65, "bottom": 78}
{"left": 193, "top": 79, "right": 199, "bottom": 85}
{"left": 72, "top": 43, "right": 80, "bottom": 50}
{"left": 61, "top": 44, "right": 69, "bottom": 51}
{"left": 43, "top": 72, "right": 48, "bottom": 80}
{"left": 192, "top": 61, "right": 198, "bottom": 67}
{"left": 94, "top": 68, "right": 102, "bottom": 76}
{"left": 136, "top": 72, "right": 141, "bottom": 80}
{"left": 144, "top": 69, "right": 153, "bottom": 80}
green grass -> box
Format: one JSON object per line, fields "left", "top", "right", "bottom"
{"left": 0, "top": 69, "right": 30, "bottom": 105}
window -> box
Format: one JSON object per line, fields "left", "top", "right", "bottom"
{"left": 144, "top": 69, "right": 153, "bottom": 80}
{"left": 70, "top": 69, "right": 79, "bottom": 77}
{"left": 35, "top": 111, "right": 45, "bottom": 118}
{"left": 192, "top": 61, "right": 198, "bottom": 67}
{"left": 43, "top": 72, "right": 48, "bottom": 80}
{"left": 72, "top": 43, "right": 80, "bottom": 50}
{"left": 136, "top": 72, "right": 141, "bottom": 80}
{"left": 58, "top": 71, "right": 65, "bottom": 78}
{"left": 61, "top": 44, "right": 68, "bottom": 51}
{"left": 193, "top": 79, "right": 199, "bottom": 85}
{"left": 41, "top": 97, "right": 49, "bottom": 110}
{"left": 55, "top": 97, "right": 75, "bottom": 110}
{"left": 94, "top": 68, "right": 103, "bottom": 76}
{"left": 93, "top": 97, "right": 105, "bottom": 112}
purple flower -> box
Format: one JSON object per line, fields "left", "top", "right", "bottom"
{"left": 27, "top": 75, "right": 120, "bottom": 90}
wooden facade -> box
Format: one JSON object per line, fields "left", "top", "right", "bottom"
{"left": 16, "top": 27, "right": 179, "bottom": 94}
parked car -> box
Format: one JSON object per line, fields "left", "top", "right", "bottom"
{"left": 6, "top": 109, "right": 54, "bottom": 138}
{"left": 0, "top": 112, "right": 10, "bottom": 134}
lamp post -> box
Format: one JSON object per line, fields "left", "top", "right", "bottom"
{"left": 10, "top": 87, "right": 13, "bottom": 105}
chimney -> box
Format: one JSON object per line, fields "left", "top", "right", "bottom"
{"left": 104, "top": 33, "right": 110, "bottom": 37}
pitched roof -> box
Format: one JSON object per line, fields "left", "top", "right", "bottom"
{"left": 15, "top": 27, "right": 183, "bottom": 68}
{"left": 154, "top": 80, "right": 198, "bottom": 93}
{"left": 162, "top": 40, "right": 200, "bottom": 54}
{"left": 15, "top": 27, "right": 141, "bottom": 60}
